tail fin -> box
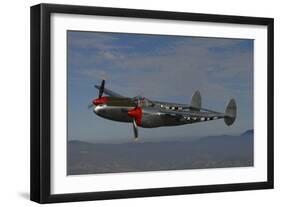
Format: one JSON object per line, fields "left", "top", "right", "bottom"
{"left": 224, "top": 99, "right": 237, "bottom": 126}
{"left": 190, "top": 91, "right": 201, "bottom": 111}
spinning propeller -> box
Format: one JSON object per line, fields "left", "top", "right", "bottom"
{"left": 128, "top": 97, "right": 142, "bottom": 140}
{"left": 98, "top": 80, "right": 105, "bottom": 98}
{"left": 88, "top": 80, "right": 105, "bottom": 109}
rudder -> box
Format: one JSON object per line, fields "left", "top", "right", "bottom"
{"left": 190, "top": 91, "right": 201, "bottom": 111}
{"left": 224, "top": 99, "right": 237, "bottom": 126}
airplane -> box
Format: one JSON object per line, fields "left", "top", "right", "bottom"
{"left": 88, "top": 80, "right": 237, "bottom": 140}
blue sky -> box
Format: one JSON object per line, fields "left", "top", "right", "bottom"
{"left": 67, "top": 31, "right": 253, "bottom": 143}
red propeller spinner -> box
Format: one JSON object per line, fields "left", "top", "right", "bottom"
{"left": 92, "top": 97, "right": 109, "bottom": 105}
{"left": 128, "top": 107, "right": 142, "bottom": 126}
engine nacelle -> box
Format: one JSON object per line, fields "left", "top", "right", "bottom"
{"left": 139, "top": 107, "right": 164, "bottom": 128}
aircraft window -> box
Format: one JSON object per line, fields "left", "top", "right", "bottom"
{"left": 138, "top": 98, "right": 154, "bottom": 107}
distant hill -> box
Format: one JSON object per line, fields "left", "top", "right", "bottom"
{"left": 241, "top": 129, "right": 254, "bottom": 136}
{"left": 67, "top": 130, "right": 254, "bottom": 175}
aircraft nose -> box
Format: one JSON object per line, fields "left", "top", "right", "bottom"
{"left": 94, "top": 105, "right": 106, "bottom": 115}
{"left": 94, "top": 105, "right": 101, "bottom": 114}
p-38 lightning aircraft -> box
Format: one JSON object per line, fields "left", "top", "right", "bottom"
{"left": 88, "top": 80, "right": 237, "bottom": 140}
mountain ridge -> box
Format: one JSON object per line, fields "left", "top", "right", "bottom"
{"left": 67, "top": 129, "right": 254, "bottom": 175}
{"left": 69, "top": 129, "right": 254, "bottom": 145}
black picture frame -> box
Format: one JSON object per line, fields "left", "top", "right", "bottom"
{"left": 30, "top": 3, "right": 274, "bottom": 204}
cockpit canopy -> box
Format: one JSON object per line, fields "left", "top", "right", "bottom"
{"left": 132, "top": 96, "right": 154, "bottom": 107}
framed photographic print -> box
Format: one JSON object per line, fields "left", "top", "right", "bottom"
{"left": 30, "top": 3, "right": 274, "bottom": 203}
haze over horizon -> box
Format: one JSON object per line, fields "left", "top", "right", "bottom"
{"left": 69, "top": 129, "right": 254, "bottom": 144}
{"left": 68, "top": 129, "right": 254, "bottom": 175}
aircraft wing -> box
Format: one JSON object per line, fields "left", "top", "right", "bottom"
{"left": 154, "top": 100, "right": 223, "bottom": 114}
{"left": 152, "top": 100, "right": 189, "bottom": 109}
{"left": 159, "top": 109, "right": 225, "bottom": 119}
{"left": 94, "top": 85, "right": 125, "bottom": 97}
